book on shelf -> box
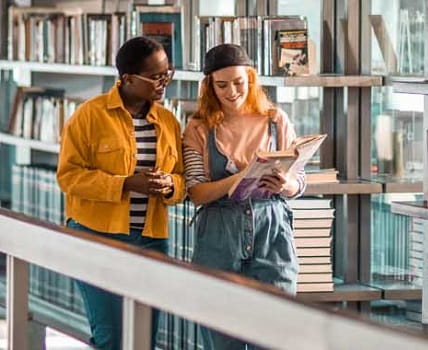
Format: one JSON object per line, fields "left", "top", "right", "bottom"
{"left": 296, "top": 247, "right": 330, "bottom": 257}
{"left": 293, "top": 228, "right": 331, "bottom": 238}
{"left": 7, "top": 86, "right": 81, "bottom": 143}
{"left": 0, "top": 75, "right": 18, "bottom": 133}
{"left": 305, "top": 168, "right": 339, "bottom": 184}
{"left": 299, "top": 264, "right": 332, "bottom": 274}
{"left": 228, "top": 133, "right": 327, "bottom": 201}
{"left": 297, "top": 273, "right": 333, "bottom": 284}
{"left": 297, "top": 282, "right": 334, "bottom": 293}
{"left": 289, "top": 197, "right": 332, "bottom": 209}
{"left": 293, "top": 218, "right": 333, "bottom": 229}
{"left": 298, "top": 256, "right": 331, "bottom": 264}
{"left": 86, "top": 13, "right": 112, "bottom": 66}
{"left": 134, "top": 5, "right": 183, "bottom": 68}
{"left": 294, "top": 237, "right": 332, "bottom": 248}
{"left": 293, "top": 208, "right": 335, "bottom": 219}
{"left": 8, "top": 86, "right": 45, "bottom": 137}
{"left": 142, "top": 21, "right": 175, "bottom": 64}
{"left": 8, "top": 7, "right": 127, "bottom": 66}
{"left": 263, "top": 16, "right": 308, "bottom": 76}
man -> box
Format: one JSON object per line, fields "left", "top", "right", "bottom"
{"left": 57, "top": 36, "right": 185, "bottom": 350}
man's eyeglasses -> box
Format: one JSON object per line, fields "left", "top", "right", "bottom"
{"left": 132, "top": 68, "right": 175, "bottom": 88}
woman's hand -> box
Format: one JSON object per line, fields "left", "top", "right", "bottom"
{"left": 259, "top": 169, "right": 299, "bottom": 197}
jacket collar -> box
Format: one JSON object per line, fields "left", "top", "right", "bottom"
{"left": 106, "top": 81, "right": 161, "bottom": 122}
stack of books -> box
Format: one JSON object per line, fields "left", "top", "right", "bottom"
{"left": 289, "top": 197, "right": 335, "bottom": 292}
{"left": 408, "top": 217, "right": 424, "bottom": 286}
{"left": 305, "top": 168, "right": 339, "bottom": 184}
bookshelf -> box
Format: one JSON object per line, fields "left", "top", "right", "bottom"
{"left": 0, "top": 60, "right": 384, "bottom": 87}
{"left": 0, "top": 0, "right": 427, "bottom": 342}
{"left": 0, "top": 131, "right": 59, "bottom": 153}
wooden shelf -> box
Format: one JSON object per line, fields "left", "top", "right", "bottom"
{"left": 298, "top": 280, "right": 422, "bottom": 303}
{"left": 391, "top": 201, "right": 428, "bottom": 219}
{"left": 387, "top": 77, "right": 428, "bottom": 95}
{"left": 0, "top": 60, "right": 384, "bottom": 87}
{"left": 368, "top": 281, "right": 422, "bottom": 300}
{"left": 276, "top": 75, "right": 383, "bottom": 87}
{"left": 0, "top": 132, "right": 59, "bottom": 153}
{"left": 368, "top": 175, "right": 423, "bottom": 193}
{"left": 0, "top": 60, "right": 117, "bottom": 76}
{"left": 305, "top": 180, "right": 383, "bottom": 195}
{"left": 297, "top": 283, "right": 382, "bottom": 302}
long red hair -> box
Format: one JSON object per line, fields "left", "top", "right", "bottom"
{"left": 193, "top": 67, "right": 275, "bottom": 128}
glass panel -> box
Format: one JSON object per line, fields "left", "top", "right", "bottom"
{"left": 371, "top": 87, "right": 424, "bottom": 179}
{"left": 276, "top": 86, "right": 322, "bottom": 167}
{"left": 371, "top": 193, "right": 423, "bottom": 284}
{"left": 371, "top": 0, "right": 425, "bottom": 75}
{"left": 370, "top": 299, "right": 423, "bottom": 331}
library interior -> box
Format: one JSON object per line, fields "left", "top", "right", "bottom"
{"left": 1, "top": 0, "right": 428, "bottom": 349}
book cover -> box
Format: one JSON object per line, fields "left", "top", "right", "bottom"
{"left": 136, "top": 5, "right": 183, "bottom": 68}
{"left": 228, "top": 133, "right": 327, "bottom": 201}
{"left": 277, "top": 28, "right": 309, "bottom": 76}
{"left": 142, "top": 21, "right": 175, "bottom": 64}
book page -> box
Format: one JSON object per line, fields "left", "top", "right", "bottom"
{"left": 229, "top": 134, "right": 326, "bottom": 201}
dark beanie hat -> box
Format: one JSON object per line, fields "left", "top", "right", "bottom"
{"left": 203, "top": 44, "right": 252, "bottom": 75}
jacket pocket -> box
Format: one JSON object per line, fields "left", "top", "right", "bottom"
{"left": 162, "top": 146, "right": 177, "bottom": 173}
{"left": 94, "top": 138, "right": 127, "bottom": 174}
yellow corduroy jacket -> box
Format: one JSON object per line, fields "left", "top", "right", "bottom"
{"left": 57, "top": 81, "right": 185, "bottom": 238}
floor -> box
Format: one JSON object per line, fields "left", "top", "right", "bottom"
{"left": 0, "top": 320, "right": 91, "bottom": 350}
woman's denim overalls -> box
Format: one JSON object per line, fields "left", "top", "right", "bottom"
{"left": 192, "top": 120, "right": 299, "bottom": 350}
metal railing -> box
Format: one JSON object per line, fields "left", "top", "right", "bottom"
{"left": 1, "top": 208, "right": 428, "bottom": 350}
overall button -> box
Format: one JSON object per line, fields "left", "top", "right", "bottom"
{"left": 246, "top": 245, "right": 252, "bottom": 251}
{"left": 245, "top": 209, "right": 251, "bottom": 215}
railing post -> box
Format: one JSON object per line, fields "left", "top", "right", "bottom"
{"left": 122, "top": 297, "right": 152, "bottom": 350}
{"left": 6, "top": 255, "right": 29, "bottom": 350}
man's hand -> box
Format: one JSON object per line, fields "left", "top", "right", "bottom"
{"left": 123, "top": 170, "right": 151, "bottom": 195}
{"left": 146, "top": 168, "right": 174, "bottom": 196}
{"left": 123, "top": 168, "right": 174, "bottom": 196}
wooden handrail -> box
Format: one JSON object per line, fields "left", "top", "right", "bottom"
{"left": 1, "top": 208, "right": 428, "bottom": 349}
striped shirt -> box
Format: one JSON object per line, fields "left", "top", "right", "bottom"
{"left": 129, "top": 116, "right": 156, "bottom": 230}
{"left": 183, "top": 145, "right": 306, "bottom": 198}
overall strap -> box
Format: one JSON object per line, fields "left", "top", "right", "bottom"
{"left": 207, "top": 127, "right": 229, "bottom": 181}
{"left": 268, "top": 119, "right": 278, "bottom": 152}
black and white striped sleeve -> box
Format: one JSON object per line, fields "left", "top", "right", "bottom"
{"left": 183, "top": 145, "right": 208, "bottom": 189}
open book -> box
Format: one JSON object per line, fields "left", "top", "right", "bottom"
{"left": 228, "top": 134, "right": 327, "bottom": 201}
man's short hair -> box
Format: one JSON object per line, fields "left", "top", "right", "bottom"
{"left": 115, "top": 36, "right": 163, "bottom": 77}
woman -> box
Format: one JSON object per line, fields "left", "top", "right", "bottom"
{"left": 57, "top": 36, "right": 185, "bottom": 349}
{"left": 183, "top": 44, "right": 305, "bottom": 349}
